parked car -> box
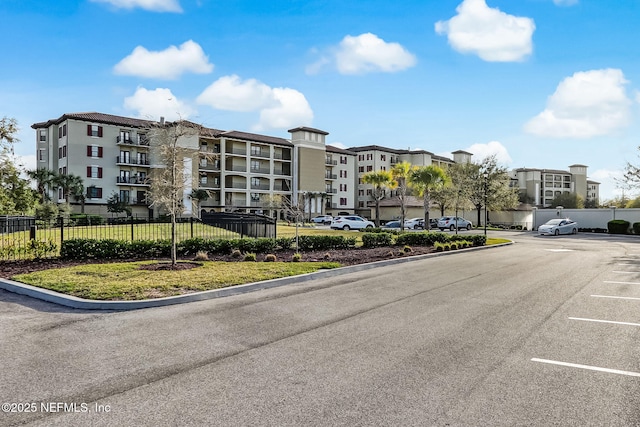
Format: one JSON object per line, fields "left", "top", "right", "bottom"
{"left": 538, "top": 218, "right": 578, "bottom": 235}
{"left": 404, "top": 218, "right": 425, "bottom": 229}
{"left": 381, "top": 220, "right": 402, "bottom": 229}
{"left": 330, "top": 215, "right": 375, "bottom": 231}
{"left": 437, "top": 216, "right": 473, "bottom": 231}
{"left": 311, "top": 215, "right": 333, "bottom": 225}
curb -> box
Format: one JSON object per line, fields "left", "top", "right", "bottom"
{"left": 0, "top": 242, "right": 513, "bottom": 311}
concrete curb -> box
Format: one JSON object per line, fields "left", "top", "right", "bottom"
{"left": 0, "top": 242, "right": 513, "bottom": 310}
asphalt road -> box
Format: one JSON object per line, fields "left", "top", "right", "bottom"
{"left": 1, "top": 231, "right": 640, "bottom": 426}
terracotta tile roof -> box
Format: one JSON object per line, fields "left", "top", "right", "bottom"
{"left": 220, "top": 130, "right": 292, "bottom": 147}
{"left": 288, "top": 126, "right": 329, "bottom": 135}
{"left": 31, "top": 112, "right": 156, "bottom": 129}
{"left": 326, "top": 144, "right": 356, "bottom": 155}
{"left": 347, "top": 144, "right": 436, "bottom": 157}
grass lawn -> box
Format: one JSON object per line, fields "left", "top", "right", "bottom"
{"left": 486, "top": 237, "right": 511, "bottom": 245}
{"left": 13, "top": 261, "right": 341, "bottom": 301}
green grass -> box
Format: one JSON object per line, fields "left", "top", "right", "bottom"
{"left": 13, "top": 261, "right": 341, "bottom": 301}
{"left": 486, "top": 238, "right": 511, "bottom": 245}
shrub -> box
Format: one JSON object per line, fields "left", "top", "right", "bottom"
{"left": 443, "top": 243, "right": 451, "bottom": 251}
{"left": 362, "top": 232, "right": 393, "bottom": 248}
{"left": 61, "top": 238, "right": 172, "bottom": 260}
{"left": 243, "top": 252, "right": 257, "bottom": 262}
{"left": 608, "top": 220, "right": 630, "bottom": 235}
{"left": 231, "top": 249, "right": 242, "bottom": 258}
{"left": 69, "top": 214, "right": 105, "bottom": 226}
{"left": 633, "top": 222, "right": 640, "bottom": 235}
{"left": 292, "top": 252, "right": 302, "bottom": 262}
{"left": 434, "top": 242, "right": 445, "bottom": 252}
{"left": 323, "top": 253, "right": 331, "bottom": 260}
{"left": 395, "top": 232, "right": 448, "bottom": 247}
{"left": 450, "top": 241, "right": 459, "bottom": 250}
{"left": 276, "top": 237, "right": 294, "bottom": 250}
{"left": 194, "top": 251, "right": 209, "bottom": 261}
{"left": 264, "top": 253, "right": 277, "bottom": 262}
{"left": 296, "top": 235, "right": 356, "bottom": 251}
{"left": 403, "top": 245, "right": 412, "bottom": 253}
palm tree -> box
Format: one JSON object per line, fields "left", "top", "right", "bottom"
{"left": 190, "top": 188, "right": 210, "bottom": 218}
{"left": 27, "top": 168, "right": 56, "bottom": 203}
{"left": 53, "top": 173, "right": 84, "bottom": 211}
{"left": 362, "top": 170, "right": 396, "bottom": 226}
{"left": 391, "top": 161, "right": 415, "bottom": 231}
{"left": 410, "top": 165, "right": 449, "bottom": 231}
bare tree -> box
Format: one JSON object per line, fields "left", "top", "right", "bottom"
{"left": 147, "top": 120, "right": 216, "bottom": 266}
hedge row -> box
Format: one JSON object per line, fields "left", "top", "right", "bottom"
{"left": 60, "top": 235, "right": 358, "bottom": 260}
{"left": 362, "top": 231, "right": 486, "bottom": 248}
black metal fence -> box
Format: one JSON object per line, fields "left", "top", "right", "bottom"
{"left": 0, "top": 213, "right": 276, "bottom": 262}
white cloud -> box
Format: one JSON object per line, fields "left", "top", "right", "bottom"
{"left": 256, "top": 88, "right": 314, "bottom": 131}
{"left": 435, "top": 0, "right": 535, "bottom": 62}
{"left": 114, "top": 40, "right": 213, "bottom": 80}
{"left": 553, "top": 0, "right": 578, "bottom": 6}
{"left": 524, "top": 69, "right": 632, "bottom": 138}
{"left": 307, "top": 33, "right": 416, "bottom": 75}
{"left": 465, "top": 141, "right": 512, "bottom": 165}
{"left": 123, "top": 87, "right": 195, "bottom": 121}
{"left": 197, "top": 75, "right": 313, "bottom": 130}
{"left": 196, "top": 75, "right": 275, "bottom": 112}
{"left": 90, "top": 0, "right": 182, "bottom": 13}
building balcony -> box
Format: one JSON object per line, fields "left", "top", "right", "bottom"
{"left": 116, "top": 156, "right": 150, "bottom": 166}
{"left": 273, "top": 152, "right": 292, "bottom": 161}
{"left": 273, "top": 169, "right": 291, "bottom": 176}
{"left": 117, "top": 136, "right": 149, "bottom": 147}
{"left": 250, "top": 167, "right": 270, "bottom": 174}
{"left": 325, "top": 158, "right": 337, "bottom": 166}
{"left": 225, "top": 147, "right": 247, "bottom": 156}
{"left": 116, "top": 176, "right": 149, "bottom": 186}
{"left": 326, "top": 188, "right": 337, "bottom": 194}
{"left": 325, "top": 203, "right": 338, "bottom": 209}
{"left": 226, "top": 183, "right": 247, "bottom": 189}
{"left": 227, "top": 165, "right": 247, "bottom": 172}
{"left": 251, "top": 183, "right": 270, "bottom": 190}
{"left": 250, "top": 150, "right": 270, "bottom": 159}
{"left": 199, "top": 162, "right": 220, "bottom": 171}
{"left": 325, "top": 174, "right": 337, "bottom": 180}
{"left": 199, "top": 182, "right": 221, "bottom": 189}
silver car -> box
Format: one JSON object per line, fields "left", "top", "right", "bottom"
{"left": 538, "top": 218, "right": 578, "bottom": 235}
{"left": 330, "top": 215, "right": 375, "bottom": 231}
{"left": 437, "top": 216, "right": 473, "bottom": 231}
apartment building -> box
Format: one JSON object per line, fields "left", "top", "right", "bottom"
{"left": 348, "top": 145, "right": 472, "bottom": 216}
{"left": 32, "top": 112, "right": 354, "bottom": 218}
{"left": 509, "top": 165, "right": 600, "bottom": 207}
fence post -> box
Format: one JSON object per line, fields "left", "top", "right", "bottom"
{"left": 190, "top": 217, "right": 194, "bottom": 239}
{"left": 59, "top": 215, "right": 64, "bottom": 244}
{"left": 30, "top": 225, "right": 37, "bottom": 241}
{"left": 131, "top": 214, "right": 135, "bottom": 241}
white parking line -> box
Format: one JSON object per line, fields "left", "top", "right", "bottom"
{"left": 604, "top": 281, "right": 640, "bottom": 285}
{"left": 591, "top": 295, "right": 640, "bottom": 301}
{"left": 531, "top": 358, "right": 640, "bottom": 377}
{"left": 569, "top": 317, "right": 640, "bottom": 327}
{"left": 612, "top": 271, "right": 639, "bottom": 274}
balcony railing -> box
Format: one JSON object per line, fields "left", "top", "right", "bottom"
{"left": 116, "top": 156, "right": 150, "bottom": 166}
{"left": 250, "top": 167, "right": 270, "bottom": 174}
{"left": 250, "top": 150, "right": 270, "bottom": 158}
{"left": 273, "top": 152, "right": 292, "bottom": 161}
{"left": 116, "top": 176, "right": 149, "bottom": 185}
{"left": 227, "top": 183, "right": 247, "bottom": 189}
{"left": 325, "top": 203, "right": 338, "bottom": 209}
{"left": 227, "top": 165, "right": 247, "bottom": 172}
{"left": 325, "top": 174, "right": 337, "bottom": 180}
{"left": 226, "top": 147, "right": 247, "bottom": 155}
{"left": 117, "top": 136, "right": 149, "bottom": 146}
{"left": 326, "top": 188, "right": 337, "bottom": 194}
{"left": 251, "top": 183, "right": 270, "bottom": 190}
{"left": 325, "top": 159, "right": 338, "bottom": 165}
{"left": 199, "top": 162, "right": 220, "bottom": 171}
{"left": 273, "top": 169, "right": 291, "bottom": 176}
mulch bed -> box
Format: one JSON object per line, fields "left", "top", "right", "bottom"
{"left": 0, "top": 246, "right": 436, "bottom": 278}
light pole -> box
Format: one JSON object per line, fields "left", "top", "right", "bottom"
{"left": 483, "top": 171, "right": 488, "bottom": 236}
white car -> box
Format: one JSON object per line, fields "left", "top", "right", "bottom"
{"left": 311, "top": 215, "right": 333, "bottom": 225}
{"left": 538, "top": 218, "right": 578, "bottom": 235}
{"left": 438, "top": 216, "right": 473, "bottom": 231}
{"left": 404, "top": 218, "right": 425, "bottom": 229}
{"left": 330, "top": 215, "right": 375, "bottom": 231}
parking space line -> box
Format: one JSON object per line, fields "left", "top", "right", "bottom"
{"left": 604, "top": 281, "right": 640, "bottom": 285}
{"left": 591, "top": 295, "right": 640, "bottom": 301}
{"left": 612, "top": 271, "right": 638, "bottom": 274}
{"left": 568, "top": 317, "right": 640, "bottom": 327}
{"left": 531, "top": 358, "right": 640, "bottom": 377}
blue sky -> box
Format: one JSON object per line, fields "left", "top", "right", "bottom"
{"left": 2, "top": 0, "right": 640, "bottom": 201}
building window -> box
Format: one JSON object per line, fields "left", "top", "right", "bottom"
{"left": 62, "top": 124, "right": 67, "bottom": 137}
{"left": 87, "top": 166, "right": 103, "bottom": 178}
{"left": 38, "top": 149, "right": 45, "bottom": 162}
{"left": 366, "top": 189, "right": 372, "bottom": 196}
{"left": 359, "top": 190, "right": 364, "bottom": 196}
{"left": 251, "top": 177, "right": 261, "bottom": 187}
{"left": 340, "top": 198, "right": 347, "bottom": 206}
{"left": 58, "top": 188, "right": 63, "bottom": 200}
{"left": 119, "top": 190, "right": 130, "bottom": 203}
{"left": 251, "top": 160, "right": 261, "bottom": 171}
{"left": 340, "top": 156, "right": 347, "bottom": 164}
{"left": 39, "top": 130, "right": 47, "bottom": 142}
{"left": 381, "top": 155, "right": 386, "bottom": 161}
{"left": 358, "top": 166, "right": 364, "bottom": 173}
{"left": 359, "top": 201, "right": 365, "bottom": 208}
{"left": 250, "top": 193, "right": 260, "bottom": 201}
{"left": 58, "top": 127, "right": 62, "bottom": 138}
{"left": 200, "top": 176, "right": 208, "bottom": 185}
{"left": 366, "top": 165, "right": 373, "bottom": 172}
{"left": 86, "top": 187, "right": 103, "bottom": 199}
{"left": 63, "top": 146, "right": 67, "bottom": 157}
{"left": 87, "top": 125, "right": 103, "bottom": 138}
{"left": 62, "top": 166, "right": 66, "bottom": 175}
{"left": 87, "top": 145, "right": 103, "bottom": 158}
{"left": 58, "top": 147, "right": 62, "bottom": 159}
{"left": 251, "top": 145, "right": 262, "bottom": 156}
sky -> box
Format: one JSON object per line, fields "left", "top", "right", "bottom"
{"left": 2, "top": 0, "right": 640, "bottom": 201}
